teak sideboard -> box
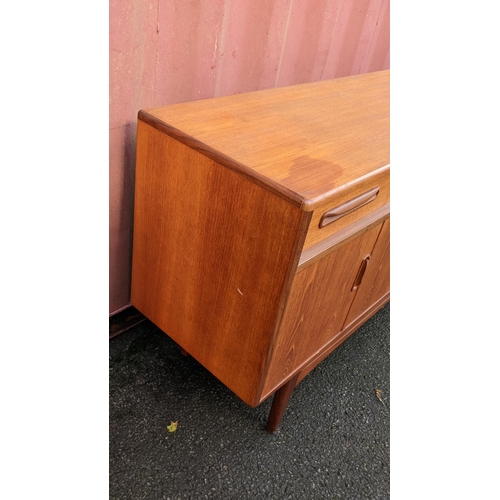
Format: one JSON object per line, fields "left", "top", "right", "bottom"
{"left": 131, "top": 70, "right": 390, "bottom": 432}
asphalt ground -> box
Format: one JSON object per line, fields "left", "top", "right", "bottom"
{"left": 109, "top": 302, "right": 390, "bottom": 499}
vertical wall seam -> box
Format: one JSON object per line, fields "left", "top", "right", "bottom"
{"left": 360, "top": 0, "right": 385, "bottom": 74}
{"left": 275, "top": 0, "right": 294, "bottom": 88}
{"left": 321, "top": 0, "right": 344, "bottom": 80}
{"left": 153, "top": 0, "right": 160, "bottom": 105}
{"left": 214, "top": 0, "right": 231, "bottom": 97}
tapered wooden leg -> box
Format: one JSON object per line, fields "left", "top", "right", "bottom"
{"left": 266, "top": 373, "right": 300, "bottom": 433}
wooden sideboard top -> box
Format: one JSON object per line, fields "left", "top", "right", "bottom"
{"left": 139, "top": 70, "right": 389, "bottom": 211}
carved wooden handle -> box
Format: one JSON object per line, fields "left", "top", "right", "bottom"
{"left": 319, "top": 186, "right": 380, "bottom": 228}
{"left": 352, "top": 255, "right": 371, "bottom": 291}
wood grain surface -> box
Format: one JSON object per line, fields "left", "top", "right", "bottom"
{"left": 139, "top": 70, "right": 389, "bottom": 211}
{"left": 261, "top": 222, "right": 383, "bottom": 399}
{"left": 344, "top": 218, "right": 390, "bottom": 327}
{"left": 302, "top": 165, "right": 389, "bottom": 249}
{"left": 131, "top": 72, "right": 390, "bottom": 425}
{"left": 131, "top": 121, "right": 310, "bottom": 406}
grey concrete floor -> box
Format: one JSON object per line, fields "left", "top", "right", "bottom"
{"left": 109, "top": 303, "right": 390, "bottom": 499}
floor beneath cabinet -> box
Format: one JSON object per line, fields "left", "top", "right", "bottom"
{"left": 109, "top": 303, "right": 390, "bottom": 499}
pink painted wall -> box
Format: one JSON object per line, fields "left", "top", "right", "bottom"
{"left": 109, "top": 0, "right": 390, "bottom": 315}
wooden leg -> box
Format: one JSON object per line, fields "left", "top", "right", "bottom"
{"left": 180, "top": 348, "right": 189, "bottom": 357}
{"left": 266, "top": 373, "right": 299, "bottom": 433}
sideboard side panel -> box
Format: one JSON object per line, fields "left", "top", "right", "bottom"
{"left": 131, "top": 121, "right": 305, "bottom": 406}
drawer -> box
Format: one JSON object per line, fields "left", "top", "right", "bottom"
{"left": 302, "top": 167, "right": 389, "bottom": 250}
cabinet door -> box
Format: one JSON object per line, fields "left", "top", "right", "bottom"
{"left": 344, "top": 218, "right": 390, "bottom": 328}
{"left": 261, "top": 222, "right": 383, "bottom": 398}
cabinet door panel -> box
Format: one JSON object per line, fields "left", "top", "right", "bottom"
{"left": 261, "top": 223, "right": 382, "bottom": 398}
{"left": 344, "top": 218, "right": 390, "bottom": 327}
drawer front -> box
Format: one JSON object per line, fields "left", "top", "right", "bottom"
{"left": 303, "top": 168, "right": 389, "bottom": 250}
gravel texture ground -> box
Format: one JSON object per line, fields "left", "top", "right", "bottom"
{"left": 110, "top": 303, "right": 390, "bottom": 499}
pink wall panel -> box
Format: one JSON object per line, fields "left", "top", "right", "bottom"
{"left": 155, "top": 0, "right": 227, "bottom": 105}
{"left": 361, "top": 0, "right": 390, "bottom": 73}
{"left": 109, "top": 0, "right": 390, "bottom": 315}
{"left": 109, "top": 0, "right": 158, "bottom": 128}
{"left": 349, "top": 0, "right": 387, "bottom": 75}
{"left": 109, "top": 0, "right": 159, "bottom": 312}
{"left": 109, "top": 126, "right": 135, "bottom": 312}
{"left": 275, "top": 0, "right": 343, "bottom": 87}
{"left": 213, "top": 0, "right": 292, "bottom": 95}
{"left": 322, "top": 0, "right": 386, "bottom": 79}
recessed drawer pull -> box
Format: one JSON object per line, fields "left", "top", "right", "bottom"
{"left": 352, "top": 255, "right": 371, "bottom": 291}
{"left": 319, "top": 186, "right": 380, "bottom": 228}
